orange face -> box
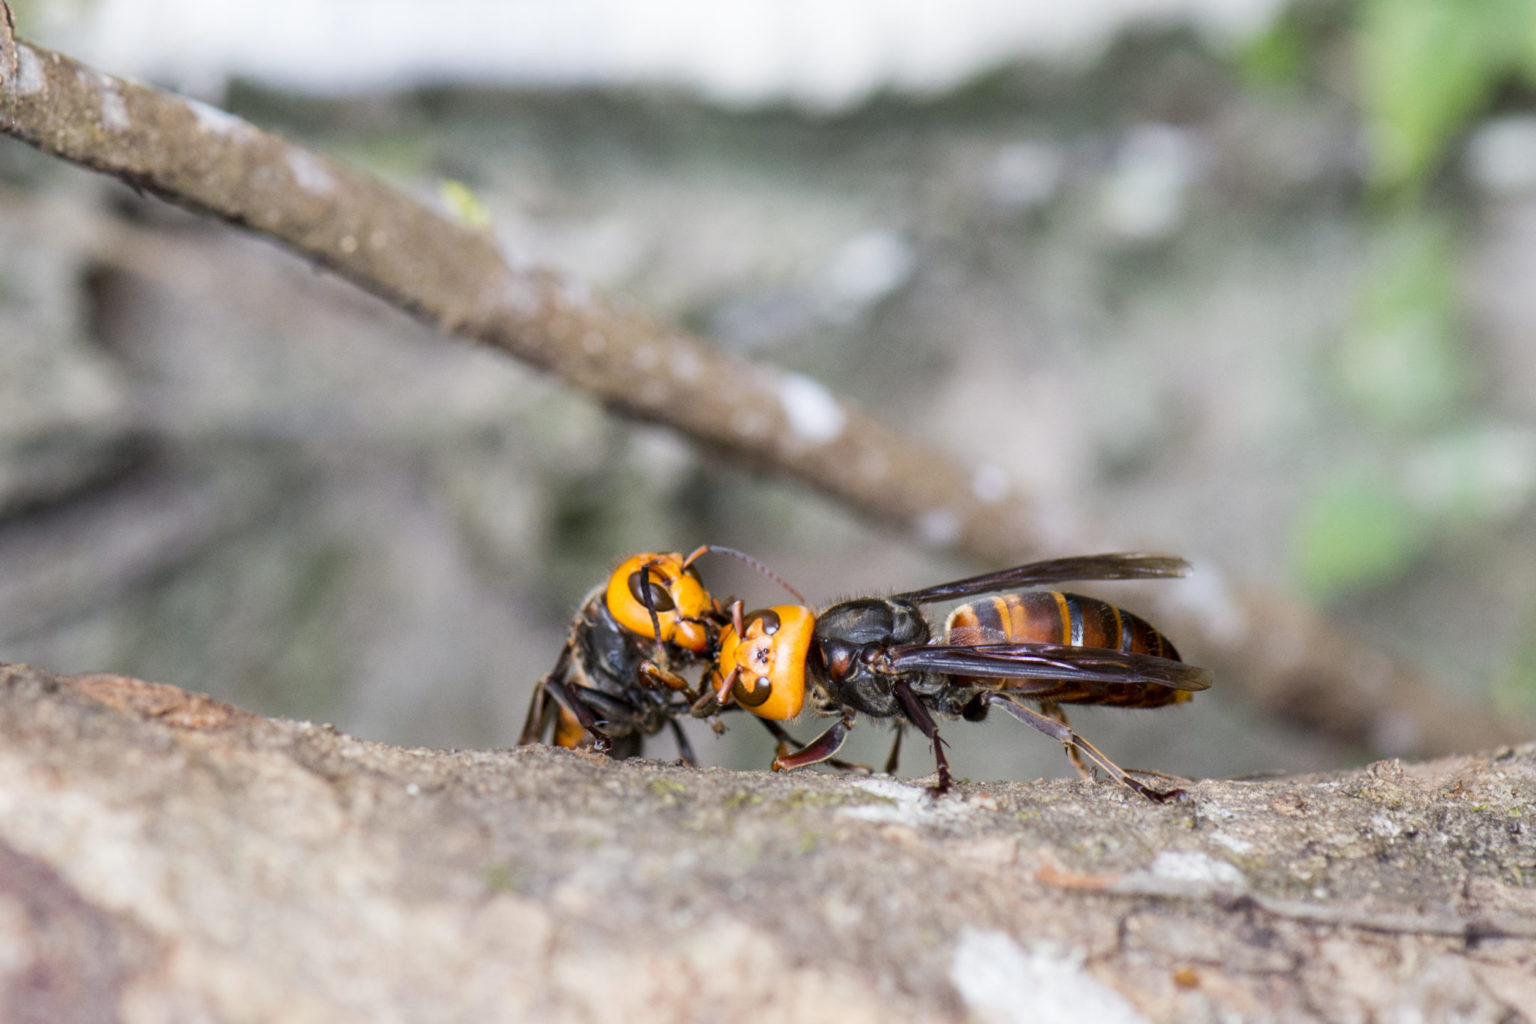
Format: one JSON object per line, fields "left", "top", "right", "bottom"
{"left": 711, "top": 605, "right": 815, "bottom": 721}
{"left": 605, "top": 552, "right": 715, "bottom": 653}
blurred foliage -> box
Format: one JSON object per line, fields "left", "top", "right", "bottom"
{"left": 1294, "top": 426, "right": 1536, "bottom": 599}
{"left": 1336, "top": 213, "right": 1466, "bottom": 427}
{"left": 1359, "top": 0, "right": 1536, "bottom": 194}
{"left": 1265, "top": 0, "right": 1536, "bottom": 598}
{"left": 1238, "top": 0, "right": 1349, "bottom": 87}
{"left": 1403, "top": 427, "right": 1536, "bottom": 524}
{"left": 1496, "top": 598, "right": 1536, "bottom": 714}
{"left": 1238, "top": 18, "right": 1308, "bottom": 85}
{"left": 1238, "top": 0, "right": 1536, "bottom": 191}
{"left": 438, "top": 179, "right": 493, "bottom": 231}
{"left": 1292, "top": 470, "right": 1425, "bottom": 598}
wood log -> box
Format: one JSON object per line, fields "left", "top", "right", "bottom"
{"left": 0, "top": 663, "right": 1531, "bottom": 1023}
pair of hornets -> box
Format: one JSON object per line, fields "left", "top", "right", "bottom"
{"left": 518, "top": 548, "right": 1213, "bottom": 800}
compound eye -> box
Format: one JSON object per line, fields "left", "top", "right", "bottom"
{"left": 606, "top": 553, "right": 711, "bottom": 652}
{"left": 732, "top": 674, "right": 775, "bottom": 708}
{"left": 823, "top": 643, "right": 854, "bottom": 683}
{"left": 743, "top": 609, "right": 780, "bottom": 635}
{"left": 627, "top": 570, "right": 677, "bottom": 614}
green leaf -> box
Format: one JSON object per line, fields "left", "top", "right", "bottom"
{"left": 1358, "top": 0, "right": 1536, "bottom": 191}
{"left": 1239, "top": 15, "right": 1308, "bottom": 86}
{"left": 1292, "top": 475, "right": 1424, "bottom": 597}
{"left": 1338, "top": 214, "right": 1466, "bottom": 425}
{"left": 439, "top": 179, "right": 493, "bottom": 230}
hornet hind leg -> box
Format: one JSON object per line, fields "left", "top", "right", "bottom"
{"left": 972, "top": 692, "right": 1185, "bottom": 802}
{"left": 518, "top": 645, "right": 573, "bottom": 746}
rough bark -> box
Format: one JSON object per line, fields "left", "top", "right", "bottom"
{"left": 1, "top": 662, "right": 1531, "bottom": 1024}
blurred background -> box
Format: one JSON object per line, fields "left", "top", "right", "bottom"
{"left": 2, "top": 0, "right": 1534, "bottom": 784}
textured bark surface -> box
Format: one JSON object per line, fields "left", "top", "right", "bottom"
{"left": 1, "top": 662, "right": 1532, "bottom": 1024}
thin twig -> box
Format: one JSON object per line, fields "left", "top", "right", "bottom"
{"left": 0, "top": 30, "right": 1522, "bottom": 756}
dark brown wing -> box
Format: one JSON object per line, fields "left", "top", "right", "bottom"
{"left": 894, "top": 553, "right": 1191, "bottom": 605}
{"left": 883, "top": 642, "right": 1213, "bottom": 692}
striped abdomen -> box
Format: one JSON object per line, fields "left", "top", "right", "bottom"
{"left": 943, "top": 591, "right": 1190, "bottom": 707}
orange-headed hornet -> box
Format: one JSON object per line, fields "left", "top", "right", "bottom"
{"left": 519, "top": 549, "right": 724, "bottom": 763}
{"left": 698, "top": 553, "right": 1212, "bottom": 800}
{"left": 518, "top": 547, "right": 814, "bottom": 764}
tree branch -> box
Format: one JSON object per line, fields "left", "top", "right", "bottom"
{"left": 2, "top": 664, "right": 1533, "bottom": 1022}
{"left": 0, "top": 19, "right": 1521, "bottom": 756}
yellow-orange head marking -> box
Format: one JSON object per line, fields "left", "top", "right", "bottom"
{"left": 605, "top": 552, "right": 714, "bottom": 653}
{"left": 712, "top": 605, "right": 814, "bottom": 721}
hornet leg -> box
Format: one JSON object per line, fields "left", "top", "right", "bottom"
{"left": 668, "top": 717, "right": 699, "bottom": 767}
{"left": 518, "top": 645, "right": 573, "bottom": 746}
{"left": 541, "top": 675, "right": 614, "bottom": 754}
{"left": 638, "top": 658, "right": 699, "bottom": 699}
{"left": 1038, "top": 700, "right": 1090, "bottom": 778}
{"left": 756, "top": 718, "right": 871, "bottom": 774}
{"left": 882, "top": 727, "right": 904, "bottom": 776}
{"left": 891, "top": 678, "right": 953, "bottom": 794}
{"left": 772, "top": 713, "right": 857, "bottom": 773}
{"left": 980, "top": 693, "right": 1185, "bottom": 802}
